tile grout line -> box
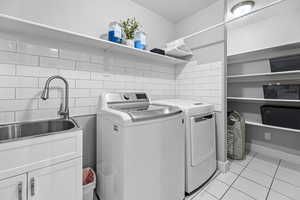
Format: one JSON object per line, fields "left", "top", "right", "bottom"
{"left": 217, "top": 153, "right": 257, "bottom": 200}
{"left": 264, "top": 159, "right": 281, "bottom": 200}
{"left": 188, "top": 172, "right": 221, "bottom": 200}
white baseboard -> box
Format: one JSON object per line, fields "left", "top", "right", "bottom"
{"left": 218, "top": 160, "right": 230, "bottom": 173}
{"left": 247, "top": 142, "right": 300, "bottom": 164}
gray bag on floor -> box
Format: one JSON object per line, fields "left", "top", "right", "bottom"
{"left": 227, "top": 111, "right": 246, "bottom": 160}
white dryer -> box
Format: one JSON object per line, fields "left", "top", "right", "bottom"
{"left": 97, "top": 93, "right": 185, "bottom": 200}
{"left": 154, "top": 99, "right": 217, "bottom": 194}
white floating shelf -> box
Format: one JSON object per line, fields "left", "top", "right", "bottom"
{"left": 246, "top": 121, "right": 300, "bottom": 134}
{"left": 228, "top": 42, "right": 300, "bottom": 64}
{"left": 227, "top": 70, "right": 300, "bottom": 82}
{"left": 227, "top": 97, "right": 300, "bottom": 103}
{"left": 0, "top": 13, "right": 188, "bottom": 65}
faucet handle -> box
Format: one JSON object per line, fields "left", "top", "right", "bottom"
{"left": 58, "top": 103, "right": 64, "bottom": 115}
{"left": 58, "top": 103, "right": 69, "bottom": 119}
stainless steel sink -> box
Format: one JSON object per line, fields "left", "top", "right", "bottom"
{"left": 0, "top": 119, "right": 79, "bottom": 143}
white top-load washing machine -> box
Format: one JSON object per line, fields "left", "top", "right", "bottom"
{"left": 154, "top": 99, "right": 217, "bottom": 194}
{"left": 97, "top": 92, "right": 185, "bottom": 200}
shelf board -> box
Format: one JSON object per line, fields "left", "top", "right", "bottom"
{"left": 227, "top": 70, "right": 300, "bottom": 82}
{"left": 0, "top": 13, "right": 187, "bottom": 65}
{"left": 227, "top": 97, "right": 300, "bottom": 103}
{"left": 228, "top": 42, "right": 300, "bottom": 65}
{"left": 246, "top": 121, "right": 300, "bottom": 133}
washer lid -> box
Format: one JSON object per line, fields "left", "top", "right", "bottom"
{"left": 113, "top": 104, "right": 182, "bottom": 122}
{"left": 154, "top": 99, "right": 214, "bottom": 115}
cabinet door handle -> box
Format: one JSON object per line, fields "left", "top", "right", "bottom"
{"left": 30, "top": 178, "right": 35, "bottom": 196}
{"left": 18, "top": 182, "right": 22, "bottom": 200}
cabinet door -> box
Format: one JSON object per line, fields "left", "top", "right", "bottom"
{"left": 27, "top": 158, "right": 82, "bottom": 200}
{"left": 0, "top": 174, "right": 26, "bottom": 200}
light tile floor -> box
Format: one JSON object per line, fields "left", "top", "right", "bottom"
{"left": 186, "top": 152, "right": 300, "bottom": 200}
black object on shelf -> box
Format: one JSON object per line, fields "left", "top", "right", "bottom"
{"left": 270, "top": 54, "right": 300, "bottom": 72}
{"left": 263, "top": 84, "right": 300, "bottom": 100}
{"left": 150, "top": 48, "right": 165, "bottom": 55}
{"left": 261, "top": 105, "right": 300, "bottom": 129}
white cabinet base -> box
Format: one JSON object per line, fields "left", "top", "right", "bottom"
{"left": 0, "top": 130, "right": 83, "bottom": 200}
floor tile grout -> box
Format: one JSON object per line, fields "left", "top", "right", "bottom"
{"left": 265, "top": 159, "right": 281, "bottom": 200}
{"left": 275, "top": 177, "right": 300, "bottom": 189}
{"left": 238, "top": 174, "right": 271, "bottom": 189}
{"left": 192, "top": 152, "right": 299, "bottom": 200}
{"left": 187, "top": 171, "right": 221, "bottom": 200}
{"left": 218, "top": 153, "right": 257, "bottom": 200}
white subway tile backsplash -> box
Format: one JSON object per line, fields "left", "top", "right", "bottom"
{"left": 0, "top": 36, "right": 223, "bottom": 123}
{"left": 0, "top": 64, "right": 15, "bottom": 75}
{"left": 89, "top": 105, "right": 98, "bottom": 114}
{"left": 69, "top": 89, "right": 90, "bottom": 98}
{"left": 15, "top": 109, "right": 58, "bottom": 122}
{"left": 40, "top": 56, "right": 75, "bottom": 69}
{"left": 0, "top": 112, "right": 15, "bottom": 124}
{"left": 91, "top": 72, "right": 112, "bottom": 81}
{"left": 38, "top": 77, "right": 76, "bottom": 88}
{"left": 176, "top": 61, "right": 224, "bottom": 112}
{"left": 16, "top": 88, "right": 42, "bottom": 99}
{"left": 0, "top": 88, "right": 15, "bottom": 99}
{"left": 18, "top": 42, "right": 58, "bottom": 57}
{"left": 90, "top": 89, "right": 106, "bottom": 97}
{"left": 75, "top": 97, "right": 98, "bottom": 107}
{"left": 0, "top": 99, "right": 38, "bottom": 111}
{"left": 76, "top": 61, "right": 104, "bottom": 72}
{"left": 90, "top": 54, "right": 104, "bottom": 64}
{"left": 111, "top": 57, "right": 133, "bottom": 68}
{"left": 16, "top": 65, "right": 58, "bottom": 77}
{"left": 38, "top": 98, "right": 75, "bottom": 109}
{"left": 0, "top": 38, "right": 17, "bottom": 52}
{"left": 76, "top": 80, "right": 103, "bottom": 89}
{"left": 70, "top": 106, "right": 92, "bottom": 116}
{"left": 0, "top": 76, "right": 38, "bottom": 88}
{"left": 0, "top": 51, "right": 38, "bottom": 65}
{"left": 59, "top": 49, "right": 89, "bottom": 61}
{"left": 103, "top": 81, "right": 124, "bottom": 89}
{"left": 59, "top": 69, "right": 90, "bottom": 80}
{"left": 105, "top": 65, "right": 124, "bottom": 74}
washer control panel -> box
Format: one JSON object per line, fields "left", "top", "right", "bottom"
{"left": 122, "top": 93, "right": 148, "bottom": 101}
{"left": 105, "top": 92, "right": 149, "bottom": 104}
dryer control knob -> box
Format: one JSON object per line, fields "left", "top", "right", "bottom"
{"left": 123, "top": 94, "right": 130, "bottom": 100}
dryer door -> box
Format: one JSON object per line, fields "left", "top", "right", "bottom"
{"left": 190, "top": 114, "right": 216, "bottom": 166}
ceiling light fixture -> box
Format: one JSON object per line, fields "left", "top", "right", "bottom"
{"left": 231, "top": 1, "right": 255, "bottom": 17}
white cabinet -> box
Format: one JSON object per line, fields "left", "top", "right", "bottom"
{"left": 27, "top": 158, "right": 82, "bottom": 200}
{"left": 0, "top": 130, "right": 82, "bottom": 200}
{"left": 0, "top": 174, "right": 27, "bottom": 200}
{"left": 0, "top": 158, "right": 82, "bottom": 200}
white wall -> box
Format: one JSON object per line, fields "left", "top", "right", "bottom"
{"left": 176, "top": 61, "right": 224, "bottom": 111}
{"left": 175, "top": 0, "right": 224, "bottom": 39}
{"left": 0, "top": 0, "right": 175, "bottom": 49}
{"left": 227, "top": 0, "right": 300, "bottom": 55}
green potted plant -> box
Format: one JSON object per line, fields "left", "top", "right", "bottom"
{"left": 120, "top": 17, "right": 140, "bottom": 47}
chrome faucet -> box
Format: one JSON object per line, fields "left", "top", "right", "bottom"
{"left": 41, "top": 76, "right": 69, "bottom": 119}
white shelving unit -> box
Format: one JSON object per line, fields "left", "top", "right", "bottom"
{"left": 227, "top": 70, "right": 300, "bottom": 79}
{"left": 228, "top": 42, "right": 300, "bottom": 64}
{"left": 227, "top": 70, "right": 300, "bottom": 82}
{"left": 246, "top": 121, "right": 300, "bottom": 134}
{"left": 227, "top": 41, "right": 300, "bottom": 137}
{"left": 227, "top": 97, "right": 300, "bottom": 103}
{"left": 0, "top": 13, "right": 187, "bottom": 65}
